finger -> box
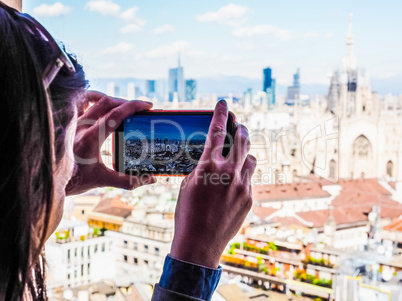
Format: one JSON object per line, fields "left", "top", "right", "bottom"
{"left": 240, "top": 154, "right": 257, "bottom": 187}
{"left": 86, "top": 90, "right": 106, "bottom": 103}
{"left": 98, "top": 168, "right": 157, "bottom": 190}
{"left": 80, "top": 94, "right": 127, "bottom": 121}
{"left": 229, "top": 124, "right": 250, "bottom": 167}
{"left": 202, "top": 100, "right": 228, "bottom": 162}
{"left": 87, "top": 100, "right": 153, "bottom": 144}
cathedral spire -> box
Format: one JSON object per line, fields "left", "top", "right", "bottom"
{"left": 345, "top": 13, "right": 357, "bottom": 70}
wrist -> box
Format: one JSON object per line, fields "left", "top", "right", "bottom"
{"left": 170, "top": 237, "right": 223, "bottom": 269}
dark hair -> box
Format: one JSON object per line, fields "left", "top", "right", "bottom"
{"left": 0, "top": 2, "right": 87, "bottom": 300}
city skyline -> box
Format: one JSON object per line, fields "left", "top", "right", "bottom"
{"left": 24, "top": 1, "right": 402, "bottom": 95}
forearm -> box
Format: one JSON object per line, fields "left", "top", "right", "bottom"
{"left": 3, "top": 0, "right": 22, "bottom": 11}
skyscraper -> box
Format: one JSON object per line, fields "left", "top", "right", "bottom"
{"left": 145, "top": 80, "right": 156, "bottom": 98}
{"left": 185, "top": 79, "right": 197, "bottom": 102}
{"left": 286, "top": 68, "right": 301, "bottom": 105}
{"left": 263, "top": 68, "right": 272, "bottom": 91}
{"left": 263, "top": 67, "right": 276, "bottom": 107}
{"left": 168, "top": 55, "right": 185, "bottom": 102}
{"left": 155, "top": 79, "right": 166, "bottom": 102}
{"left": 107, "top": 82, "right": 119, "bottom": 97}
{"left": 127, "top": 83, "right": 141, "bottom": 100}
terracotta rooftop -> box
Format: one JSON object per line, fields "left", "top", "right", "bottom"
{"left": 93, "top": 197, "right": 134, "bottom": 218}
{"left": 252, "top": 206, "right": 278, "bottom": 220}
{"left": 383, "top": 218, "right": 402, "bottom": 232}
{"left": 265, "top": 216, "right": 312, "bottom": 228}
{"left": 252, "top": 182, "right": 330, "bottom": 203}
{"left": 337, "top": 178, "right": 391, "bottom": 195}
{"left": 331, "top": 191, "right": 394, "bottom": 207}
{"left": 295, "top": 194, "right": 402, "bottom": 228}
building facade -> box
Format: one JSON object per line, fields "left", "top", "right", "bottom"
{"left": 106, "top": 211, "right": 174, "bottom": 285}
{"left": 45, "top": 219, "right": 115, "bottom": 290}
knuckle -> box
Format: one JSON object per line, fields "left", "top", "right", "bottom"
{"left": 109, "top": 108, "right": 123, "bottom": 124}
{"left": 99, "top": 96, "right": 113, "bottom": 108}
{"left": 211, "top": 124, "right": 226, "bottom": 136}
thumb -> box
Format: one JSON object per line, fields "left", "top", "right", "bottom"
{"left": 98, "top": 169, "right": 157, "bottom": 190}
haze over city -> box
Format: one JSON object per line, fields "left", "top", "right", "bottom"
{"left": 25, "top": 0, "right": 402, "bottom": 95}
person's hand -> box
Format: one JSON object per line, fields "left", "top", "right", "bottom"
{"left": 170, "top": 99, "right": 256, "bottom": 268}
{"left": 66, "top": 91, "right": 156, "bottom": 196}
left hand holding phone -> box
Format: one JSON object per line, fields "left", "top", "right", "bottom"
{"left": 66, "top": 91, "right": 156, "bottom": 196}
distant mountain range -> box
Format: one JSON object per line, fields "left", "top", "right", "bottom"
{"left": 88, "top": 74, "right": 402, "bottom": 98}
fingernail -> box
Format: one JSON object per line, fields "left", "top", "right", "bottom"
{"left": 131, "top": 99, "right": 153, "bottom": 105}
{"left": 218, "top": 99, "right": 227, "bottom": 106}
{"left": 236, "top": 122, "right": 248, "bottom": 132}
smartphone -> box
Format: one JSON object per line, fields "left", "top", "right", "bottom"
{"left": 113, "top": 110, "right": 237, "bottom": 176}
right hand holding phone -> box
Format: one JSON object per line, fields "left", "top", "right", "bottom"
{"left": 171, "top": 99, "right": 257, "bottom": 268}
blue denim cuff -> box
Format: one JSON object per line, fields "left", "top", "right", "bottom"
{"left": 158, "top": 254, "right": 222, "bottom": 301}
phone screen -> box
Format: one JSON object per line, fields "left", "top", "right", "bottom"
{"left": 123, "top": 113, "right": 212, "bottom": 174}
{"left": 114, "top": 111, "right": 237, "bottom": 175}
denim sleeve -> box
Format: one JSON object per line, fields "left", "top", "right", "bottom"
{"left": 152, "top": 254, "right": 222, "bottom": 301}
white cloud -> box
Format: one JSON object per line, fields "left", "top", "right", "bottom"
{"left": 33, "top": 2, "right": 72, "bottom": 17}
{"left": 325, "top": 32, "right": 334, "bottom": 39}
{"left": 85, "top": 0, "right": 120, "bottom": 17}
{"left": 233, "top": 25, "right": 292, "bottom": 41}
{"left": 120, "top": 7, "right": 139, "bottom": 21}
{"left": 145, "top": 41, "right": 190, "bottom": 59}
{"left": 196, "top": 4, "right": 248, "bottom": 26}
{"left": 120, "top": 24, "right": 142, "bottom": 34}
{"left": 103, "top": 42, "right": 134, "bottom": 54}
{"left": 86, "top": 1, "right": 146, "bottom": 33}
{"left": 153, "top": 24, "right": 176, "bottom": 35}
{"left": 236, "top": 41, "right": 255, "bottom": 51}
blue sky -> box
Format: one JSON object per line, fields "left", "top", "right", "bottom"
{"left": 125, "top": 114, "right": 212, "bottom": 140}
{"left": 24, "top": 0, "right": 402, "bottom": 88}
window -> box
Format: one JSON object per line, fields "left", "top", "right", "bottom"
{"left": 88, "top": 246, "right": 90, "bottom": 258}
{"left": 353, "top": 135, "right": 371, "bottom": 158}
{"left": 123, "top": 255, "right": 128, "bottom": 262}
{"left": 292, "top": 169, "right": 297, "bottom": 181}
{"left": 144, "top": 260, "right": 148, "bottom": 265}
{"left": 102, "top": 243, "right": 105, "bottom": 252}
{"left": 133, "top": 242, "right": 138, "bottom": 250}
{"left": 67, "top": 249, "right": 70, "bottom": 260}
{"left": 144, "top": 245, "right": 148, "bottom": 253}
{"left": 155, "top": 247, "right": 159, "bottom": 255}
{"left": 74, "top": 248, "right": 77, "bottom": 257}
{"left": 134, "top": 258, "right": 138, "bottom": 264}
{"left": 329, "top": 160, "right": 336, "bottom": 179}
{"left": 94, "top": 244, "right": 98, "bottom": 253}
{"left": 81, "top": 247, "right": 84, "bottom": 258}
{"left": 82, "top": 209, "right": 85, "bottom": 215}
{"left": 123, "top": 240, "right": 128, "bottom": 248}
{"left": 67, "top": 273, "right": 70, "bottom": 280}
{"left": 81, "top": 264, "right": 84, "bottom": 277}
{"left": 88, "top": 263, "right": 90, "bottom": 275}
{"left": 74, "top": 270, "right": 77, "bottom": 279}
{"left": 387, "top": 160, "right": 393, "bottom": 177}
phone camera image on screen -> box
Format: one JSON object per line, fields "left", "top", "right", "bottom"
{"left": 124, "top": 114, "right": 212, "bottom": 174}
{"left": 114, "top": 111, "right": 237, "bottom": 176}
